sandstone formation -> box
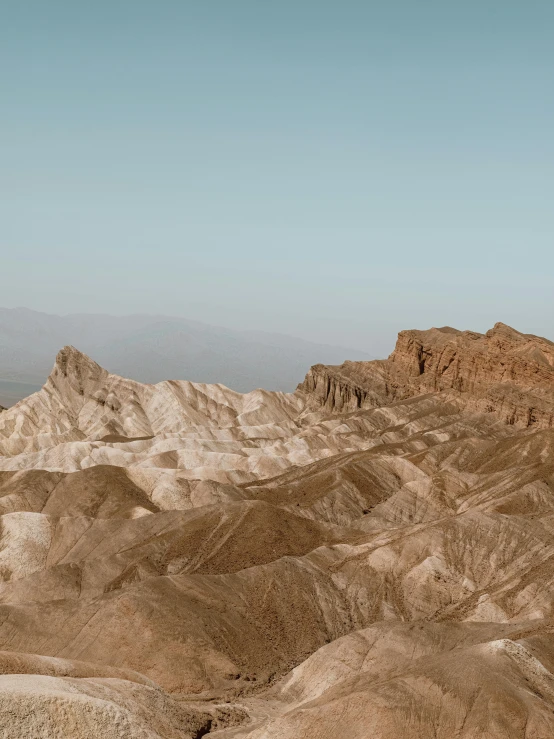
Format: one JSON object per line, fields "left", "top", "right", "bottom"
{"left": 301, "top": 322, "right": 554, "bottom": 427}
{"left": 0, "top": 323, "right": 552, "bottom": 737}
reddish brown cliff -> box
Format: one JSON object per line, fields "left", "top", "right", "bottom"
{"left": 300, "top": 323, "right": 554, "bottom": 428}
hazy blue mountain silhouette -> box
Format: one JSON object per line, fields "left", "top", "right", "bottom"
{"left": 0, "top": 308, "right": 374, "bottom": 405}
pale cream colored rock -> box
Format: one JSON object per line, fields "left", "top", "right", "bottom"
{"left": 0, "top": 325, "right": 552, "bottom": 738}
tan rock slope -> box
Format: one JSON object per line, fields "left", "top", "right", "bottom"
{"left": 0, "top": 323, "right": 553, "bottom": 737}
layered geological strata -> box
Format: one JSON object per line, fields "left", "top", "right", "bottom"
{"left": 301, "top": 322, "right": 554, "bottom": 427}
{"left": 0, "top": 323, "right": 552, "bottom": 737}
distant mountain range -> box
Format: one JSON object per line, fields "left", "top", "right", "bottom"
{"left": 0, "top": 307, "right": 374, "bottom": 406}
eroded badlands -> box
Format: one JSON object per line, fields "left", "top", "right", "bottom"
{"left": 0, "top": 322, "right": 553, "bottom": 737}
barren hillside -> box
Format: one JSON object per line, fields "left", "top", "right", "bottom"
{"left": 0, "top": 323, "right": 553, "bottom": 737}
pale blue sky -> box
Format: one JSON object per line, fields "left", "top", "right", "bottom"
{"left": 1, "top": 1, "right": 552, "bottom": 355}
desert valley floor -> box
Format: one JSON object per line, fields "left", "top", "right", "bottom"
{"left": 0, "top": 321, "right": 553, "bottom": 738}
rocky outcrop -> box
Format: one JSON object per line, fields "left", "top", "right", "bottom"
{"left": 299, "top": 360, "right": 389, "bottom": 413}
{"left": 1, "top": 324, "right": 554, "bottom": 738}
{"left": 300, "top": 323, "right": 554, "bottom": 428}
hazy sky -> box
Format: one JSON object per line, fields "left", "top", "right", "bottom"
{"left": 2, "top": 1, "right": 553, "bottom": 356}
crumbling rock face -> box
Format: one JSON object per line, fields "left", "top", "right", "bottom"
{"left": 0, "top": 322, "right": 553, "bottom": 738}
{"left": 299, "top": 360, "right": 389, "bottom": 413}
{"left": 300, "top": 322, "right": 554, "bottom": 428}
